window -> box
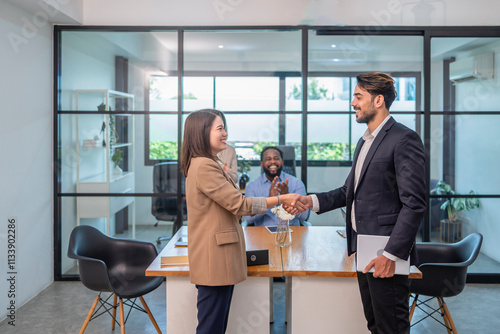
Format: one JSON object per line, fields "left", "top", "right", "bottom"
{"left": 146, "top": 73, "right": 418, "bottom": 163}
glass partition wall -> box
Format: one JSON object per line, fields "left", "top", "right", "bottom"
{"left": 55, "top": 26, "right": 500, "bottom": 282}
{"left": 306, "top": 32, "right": 423, "bottom": 226}
{"left": 430, "top": 37, "right": 500, "bottom": 276}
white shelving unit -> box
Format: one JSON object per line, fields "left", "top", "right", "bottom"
{"left": 75, "top": 89, "right": 135, "bottom": 237}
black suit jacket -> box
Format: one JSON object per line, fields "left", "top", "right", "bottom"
{"left": 317, "top": 117, "right": 426, "bottom": 265}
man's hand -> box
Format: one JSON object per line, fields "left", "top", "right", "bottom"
{"left": 293, "top": 195, "right": 313, "bottom": 211}
{"left": 269, "top": 176, "right": 290, "bottom": 197}
{"left": 363, "top": 255, "right": 396, "bottom": 278}
{"left": 269, "top": 176, "right": 280, "bottom": 197}
{"left": 281, "top": 194, "right": 312, "bottom": 214}
{"left": 276, "top": 178, "right": 289, "bottom": 194}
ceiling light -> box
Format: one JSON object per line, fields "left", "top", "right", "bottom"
{"left": 218, "top": 45, "right": 224, "bottom": 49}
{"left": 331, "top": 44, "right": 336, "bottom": 48}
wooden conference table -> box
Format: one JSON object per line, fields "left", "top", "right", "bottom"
{"left": 146, "top": 226, "right": 421, "bottom": 334}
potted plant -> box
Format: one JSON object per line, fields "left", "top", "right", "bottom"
{"left": 237, "top": 155, "right": 251, "bottom": 190}
{"left": 433, "top": 180, "right": 480, "bottom": 243}
{"left": 111, "top": 148, "right": 123, "bottom": 177}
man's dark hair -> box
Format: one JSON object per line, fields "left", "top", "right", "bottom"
{"left": 356, "top": 72, "right": 397, "bottom": 110}
{"left": 260, "top": 146, "right": 283, "bottom": 161}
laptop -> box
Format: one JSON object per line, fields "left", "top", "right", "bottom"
{"left": 356, "top": 234, "right": 410, "bottom": 275}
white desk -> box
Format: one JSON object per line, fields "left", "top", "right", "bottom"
{"left": 146, "top": 226, "right": 421, "bottom": 334}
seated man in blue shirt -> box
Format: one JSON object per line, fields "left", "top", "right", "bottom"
{"left": 244, "top": 146, "right": 309, "bottom": 226}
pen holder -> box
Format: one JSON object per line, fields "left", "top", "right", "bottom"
{"left": 275, "top": 218, "right": 292, "bottom": 247}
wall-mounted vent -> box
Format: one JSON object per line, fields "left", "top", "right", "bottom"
{"left": 450, "top": 53, "right": 495, "bottom": 83}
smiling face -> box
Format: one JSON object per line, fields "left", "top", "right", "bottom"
{"left": 351, "top": 84, "right": 378, "bottom": 125}
{"left": 209, "top": 115, "right": 227, "bottom": 156}
{"left": 261, "top": 148, "right": 283, "bottom": 180}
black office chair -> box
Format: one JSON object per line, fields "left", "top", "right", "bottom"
{"left": 68, "top": 225, "right": 163, "bottom": 334}
{"left": 152, "top": 162, "right": 187, "bottom": 244}
{"left": 275, "top": 145, "right": 311, "bottom": 225}
{"left": 276, "top": 145, "right": 297, "bottom": 177}
{"left": 409, "top": 233, "right": 483, "bottom": 333}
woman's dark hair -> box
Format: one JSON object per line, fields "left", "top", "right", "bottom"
{"left": 180, "top": 109, "right": 223, "bottom": 177}
{"left": 356, "top": 72, "right": 397, "bottom": 110}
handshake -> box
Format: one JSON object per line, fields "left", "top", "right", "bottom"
{"left": 277, "top": 194, "right": 312, "bottom": 215}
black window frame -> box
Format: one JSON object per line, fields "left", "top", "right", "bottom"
{"left": 54, "top": 25, "right": 500, "bottom": 284}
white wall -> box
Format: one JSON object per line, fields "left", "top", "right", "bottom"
{"left": 6, "top": 0, "right": 84, "bottom": 24}
{"left": 82, "top": 0, "right": 500, "bottom": 27}
{"left": 0, "top": 0, "right": 54, "bottom": 323}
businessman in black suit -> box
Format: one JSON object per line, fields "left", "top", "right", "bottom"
{"left": 291, "top": 72, "right": 426, "bottom": 333}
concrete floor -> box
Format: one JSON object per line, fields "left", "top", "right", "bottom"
{"left": 1, "top": 280, "right": 499, "bottom": 334}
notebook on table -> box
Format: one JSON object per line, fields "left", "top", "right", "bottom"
{"left": 356, "top": 234, "right": 410, "bottom": 275}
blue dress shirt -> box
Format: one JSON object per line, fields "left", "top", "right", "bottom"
{"left": 244, "top": 171, "right": 309, "bottom": 226}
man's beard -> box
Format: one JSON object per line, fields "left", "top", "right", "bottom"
{"left": 355, "top": 107, "right": 376, "bottom": 124}
{"left": 263, "top": 165, "right": 283, "bottom": 179}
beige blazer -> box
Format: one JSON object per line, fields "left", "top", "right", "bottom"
{"left": 186, "top": 157, "right": 254, "bottom": 286}
{"left": 217, "top": 144, "right": 238, "bottom": 184}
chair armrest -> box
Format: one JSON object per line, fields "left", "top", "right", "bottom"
{"left": 110, "top": 239, "right": 159, "bottom": 271}
{"left": 410, "top": 263, "right": 468, "bottom": 298}
{"left": 77, "top": 258, "right": 113, "bottom": 292}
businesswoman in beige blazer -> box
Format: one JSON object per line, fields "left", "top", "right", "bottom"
{"left": 181, "top": 109, "right": 299, "bottom": 334}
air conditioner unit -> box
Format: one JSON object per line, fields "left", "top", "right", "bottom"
{"left": 450, "top": 53, "right": 495, "bottom": 83}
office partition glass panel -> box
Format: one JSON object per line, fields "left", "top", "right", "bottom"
{"left": 465, "top": 198, "right": 500, "bottom": 274}
{"left": 149, "top": 114, "right": 178, "bottom": 160}
{"left": 183, "top": 77, "right": 215, "bottom": 111}
{"left": 222, "top": 114, "right": 280, "bottom": 160}
{"left": 307, "top": 77, "right": 350, "bottom": 112}
{"left": 307, "top": 31, "right": 423, "bottom": 172}
{"left": 150, "top": 76, "right": 179, "bottom": 112}
{"left": 308, "top": 33, "right": 423, "bottom": 72}
{"left": 430, "top": 37, "right": 500, "bottom": 276}
{"left": 182, "top": 30, "right": 301, "bottom": 165}
{"left": 430, "top": 38, "right": 500, "bottom": 192}
{"left": 285, "top": 114, "right": 303, "bottom": 162}
{"left": 304, "top": 31, "right": 424, "bottom": 232}
{"left": 59, "top": 113, "right": 140, "bottom": 194}
{"left": 307, "top": 114, "right": 350, "bottom": 161}
{"left": 215, "top": 77, "right": 280, "bottom": 112}
{"left": 285, "top": 77, "right": 302, "bottom": 112}
{"left": 183, "top": 30, "right": 301, "bottom": 72}
{"left": 454, "top": 114, "right": 500, "bottom": 194}
{"left": 60, "top": 31, "right": 177, "bottom": 111}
